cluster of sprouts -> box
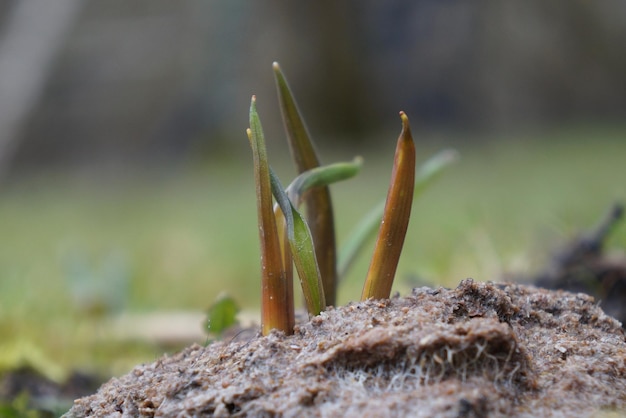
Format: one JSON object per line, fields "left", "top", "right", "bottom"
{"left": 247, "top": 62, "right": 457, "bottom": 335}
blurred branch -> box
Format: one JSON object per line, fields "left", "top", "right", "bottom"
{"left": 0, "top": 0, "right": 82, "bottom": 179}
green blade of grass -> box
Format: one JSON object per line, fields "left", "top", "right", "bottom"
{"left": 270, "top": 168, "right": 326, "bottom": 316}
{"left": 361, "top": 112, "right": 416, "bottom": 300}
{"left": 338, "top": 148, "right": 458, "bottom": 280}
{"left": 247, "top": 96, "right": 294, "bottom": 335}
{"left": 273, "top": 62, "right": 338, "bottom": 306}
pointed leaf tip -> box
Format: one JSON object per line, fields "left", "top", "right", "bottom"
{"left": 361, "top": 111, "right": 416, "bottom": 301}
{"left": 399, "top": 111, "right": 410, "bottom": 130}
{"left": 249, "top": 96, "right": 258, "bottom": 119}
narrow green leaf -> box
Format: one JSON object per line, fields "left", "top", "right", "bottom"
{"left": 270, "top": 168, "right": 326, "bottom": 316}
{"left": 276, "top": 158, "right": 361, "bottom": 313}
{"left": 338, "top": 148, "right": 458, "bottom": 279}
{"left": 247, "top": 96, "right": 294, "bottom": 335}
{"left": 273, "top": 62, "right": 338, "bottom": 306}
{"left": 286, "top": 157, "right": 363, "bottom": 206}
{"left": 361, "top": 112, "right": 416, "bottom": 300}
{"left": 271, "top": 158, "right": 360, "bottom": 317}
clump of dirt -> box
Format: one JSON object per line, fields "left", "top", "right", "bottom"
{"left": 64, "top": 279, "right": 626, "bottom": 417}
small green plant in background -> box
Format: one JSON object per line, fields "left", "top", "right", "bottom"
{"left": 245, "top": 62, "right": 457, "bottom": 336}
{"left": 204, "top": 294, "right": 239, "bottom": 337}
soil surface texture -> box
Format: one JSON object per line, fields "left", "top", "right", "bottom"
{"left": 65, "top": 279, "right": 626, "bottom": 417}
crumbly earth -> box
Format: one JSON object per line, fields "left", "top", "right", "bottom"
{"left": 64, "top": 279, "right": 626, "bottom": 417}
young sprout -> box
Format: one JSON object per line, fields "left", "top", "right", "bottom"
{"left": 361, "top": 112, "right": 416, "bottom": 300}
{"left": 274, "top": 158, "right": 363, "bottom": 316}
{"left": 247, "top": 63, "right": 456, "bottom": 335}
{"left": 270, "top": 169, "right": 326, "bottom": 316}
{"left": 248, "top": 95, "right": 361, "bottom": 333}
{"left": 274, "top": 62, "right": 339, "bottom": 306}
{"left": 247, "top": 96, "right": 294, "bottom": 335}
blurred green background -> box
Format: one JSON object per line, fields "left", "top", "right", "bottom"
{"left": 0, "top": 0, "right": 625, "bottom": 394}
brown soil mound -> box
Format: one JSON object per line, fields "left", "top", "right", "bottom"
{"left": 64, "top": 279, "right": 626, "bottom": 417}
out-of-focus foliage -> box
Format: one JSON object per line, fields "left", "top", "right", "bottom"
{"left": 0, "top": 393, "right": 39, "bottom": 418}
{"left": 204, "top": 295, "right": 239, "bottom": 337}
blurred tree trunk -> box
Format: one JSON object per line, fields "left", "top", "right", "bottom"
{"left": 0, "top": 0, "right": 82, "bottom": 179}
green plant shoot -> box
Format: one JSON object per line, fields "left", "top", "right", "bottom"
{"left": 275, "top": 158, "right": 362, "bottom": 315}
{"left": 247, "top": 96, "right": 294, "bottom": 335}
{"left": 273, "top": 158, "right": 363, "bottom": 286}
{"left": 362, "top": 112, "right": 416, "bottom": 300}
{"left": 274, "top": 62, "right": 339, "bottom": 306}
{"left": 248, "top": 95, "right": 362, "bottom": 329}
{"left": 248, "top": 63, "right": 455, "bottom": 334}
{"left": 270, "top": 169, "right": 326, "bottom": 316}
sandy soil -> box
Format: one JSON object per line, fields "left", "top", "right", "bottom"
{"left": 64, "top": 279, "right": 626, "bottom": 417}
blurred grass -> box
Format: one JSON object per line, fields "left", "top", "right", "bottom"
{"left": 1, "top": 126, "right": 625, "bottom": 379}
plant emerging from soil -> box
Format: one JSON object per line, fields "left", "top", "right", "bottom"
{"left": 245, "top": 63, "right": 457, "bottom": 335}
